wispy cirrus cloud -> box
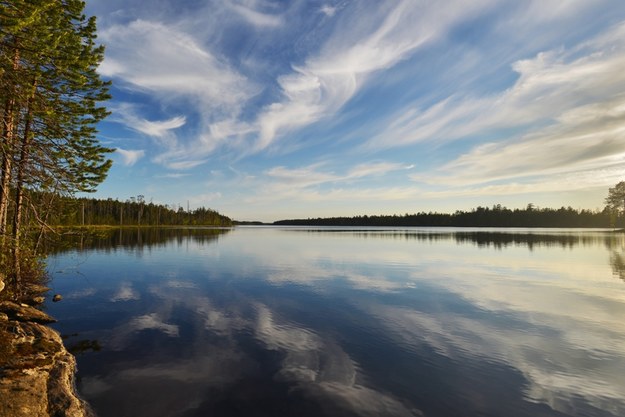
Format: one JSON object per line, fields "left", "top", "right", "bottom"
{"left": 319, "top": 5, "right": 337, "bottom": 17}
{"left": 99, "top": 19, "right": 255, "bottom": 107}
{"left": 133, "top": 116, "right": 186, "bottom": 138}
{"left": 116, "top": 148, "right": 145, "bottom": 166}
{"left": 99, "top": 19, "right": 259, "bottom": 168}
{"left": 252, "top": 0, "right": 497, "bottom": 151}
{"left": 361, "top": 21, "right": 625, "bottom": 193}
{"left": 163, "top": 159, "right": 207, "bottom": 171}
{"left": 112, "top": 105, "right": 186, "bottom": 139}
{"left": 90, "top": 0, "right": 625, "bottom": 218}
{"left": 418, "top": 166, "right": 625, "bottom": 201}
{"left": 102, "top": 0, "right": 595, "bottom": 170}
{"left": 233, "top": 162, "right": 419, "bottom": 208}
{"left": 226, "top": 0, "right": 283, "bottom": 28}
{"left": 265, "top": 161, "right": 410, "bottom": 189}
{"left": 156, "top": 173, "right": 191, "bottom": 179}
{"left": 367, "top": 21, "right": 625, "bottom": 151}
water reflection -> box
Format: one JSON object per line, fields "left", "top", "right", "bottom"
{"left": 42, "top": 227, "right": 231, "bottom": 254}
{"left": 611, "top": 251, "right": 625, "bottom": 282}
{"left": 297, "top": 227, "right": 622, "bottom": 250}
{"left": 46, "top": 226, "right": 624, "bottom": 253}
{"left": 46, "top": 227, "right": 625, "bottom": 417}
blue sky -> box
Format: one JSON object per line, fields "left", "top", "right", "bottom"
{"left": 85, "top": 0, "right": 625, "bottom": 222}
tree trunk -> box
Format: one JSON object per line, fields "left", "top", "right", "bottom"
{"left": 12, "top": 78, "right": 37, "bottom": 292}
{"left": 0, "top": 45, "right": 21, "bottom": 240}
{"left": 33, "top": 192, "right": 57, "bottom": 254}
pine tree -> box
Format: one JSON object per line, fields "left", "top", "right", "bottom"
{"left": 0, "top": 0, "right": 112, "bottom": 291}
{"left": 605, "top": 182, "right": 625, "bottom": 214}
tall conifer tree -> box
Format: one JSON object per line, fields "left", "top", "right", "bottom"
{"left": 0, "top": 0, "right": 112, "bottom": 289}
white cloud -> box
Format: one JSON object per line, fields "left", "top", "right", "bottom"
{"left": 133, "top": 116, "right": 186, "bottom": 138}
{"left": 251, "top": 0, "right": 496, "bottom": 151}
{"left": 364, "top": 21, "right": 625, "bottom": 190}
{"left": 511, "top": 0, "right": 605, "bottom": 24}
{"left": 156, "top": 173, "right": 191, "bottom": 179}
{"left": 116, "top": 148, "right": 145, "bottom": 166}
{"left": 164, "top": 159, "right": 207, "bottom": 170}
{"left": 261, "top": 161, "right": 410, "bottom": 195}
{"left": 417, "top": 166, "right": 625, "bottom": 199}
{"left": 418, "top": 93, "right": 625, "bottom": 189}
{"left": 245, "top": 184, "right": 421, "bottom": 206}
{"left": 99, "top": 19, "right": 256, "bottom": 108}
{"left": 319, "top": 5, "right": 337, "bottom": 17}
{"left": 227, "top": 0, "right": 283, "bottom": 28}
{"left": 111, "top": 105, "right": 186, "bottom": 139}
{"left": 368, "top": 29, "right": 625, "bottom": 150}
{"left": 98, "top": 18, "right": 264, "bottom": 168}
{"left": 95, "top": 0, "right": 625, "bottom": 212}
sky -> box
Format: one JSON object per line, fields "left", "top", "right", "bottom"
{"left": 83, "top": 0, "right": 625, "bottom": 222}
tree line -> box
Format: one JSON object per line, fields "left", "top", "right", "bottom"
{"left": 44, "top": 194, "right": 232, "bottom": 227}
{"left": 274, "top": 204, "right": 619, "bottom": 228}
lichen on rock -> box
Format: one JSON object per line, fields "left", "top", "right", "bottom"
{"left": 0, "top": 310, "right": 92, "bottom": 417}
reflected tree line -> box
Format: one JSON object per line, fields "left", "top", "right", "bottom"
{"left": 40, "top": 227, "right": 231, "bottom": 255}
{"left": 303, "top": 228, "right": 625, "bottom": 283}
{"left": 302, "top": 229, "right": 622, "bottom": 248}
{"left": 610, "top": 251, "right": 625, "bottom": 283}
{"left": 43, "top": 227, "right": 625, "bottom": 284}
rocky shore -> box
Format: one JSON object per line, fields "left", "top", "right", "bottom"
{"left": 0, "top": 280, "right": 92, "bottom": 417}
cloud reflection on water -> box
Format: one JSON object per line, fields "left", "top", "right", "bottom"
{"left": 47, "top": 227, "right": 625, "bottom": 417}
{"left": 221, "top": 228, "right": 625, "bottom": 415}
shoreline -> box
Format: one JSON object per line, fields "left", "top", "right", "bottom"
{"left": 0, "top": 285, "right": 92, "bottom": 417}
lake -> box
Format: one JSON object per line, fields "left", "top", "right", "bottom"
{"left": 45, "top": 227, "right": 625, "bottom": 417}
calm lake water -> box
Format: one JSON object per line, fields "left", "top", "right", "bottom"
{"left": 45, "top": 227, "right": 625, "bottom": 417}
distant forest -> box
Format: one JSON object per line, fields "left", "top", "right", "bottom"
{"left": 274, "top": 205, "right": 619, "bottom": 228}
{"left": 40, "top": 195, "right": 232, "bottom": 227}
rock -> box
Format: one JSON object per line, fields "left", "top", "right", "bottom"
{"left": 0, "top": 279, "right": 91, "bottom": 416}
{"left": 30, "top": 297, "right": 46, "bottom": 305}
{"left": 0, "top": 278, "right": 4, "bottom": 294}
{"left": 0, "top": 301, "right": 57, "bottom": 324}
{"left": 0, "top": 321, "right": 93, "bottom": 417}
{"left": 23, "top": 284, "right": 52, "bottom": 295}
{"left": 53, "top": 294, "right": 63, "bottom": 302}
